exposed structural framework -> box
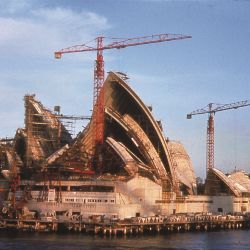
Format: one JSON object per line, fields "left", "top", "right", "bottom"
{"left": 54, "top": 33, "right": 192, "bottom": 152}
{"left": 205, "top": 167, "right": 250, "bottom": 198}
{"left": 22, "top": 95, "right": 90, "bottom": 169}
{"left": 187, "top": 100, "right": 250, "bottom": 176}
{"left": 2, "top": 73, "right": 250, "bottom": 219}
{"left": 48, "top": 71, "right": 196, "bottom": 194}
{"left": 0, "top": 72, "right": 197, "bottom": 206}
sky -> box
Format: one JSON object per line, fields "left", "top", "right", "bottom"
{"left": 0, "top": 0, "right": 249, "bottom": 178}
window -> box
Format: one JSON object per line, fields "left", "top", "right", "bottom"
{"left": 218, "top": 208, "right": 223, "bottom": 213}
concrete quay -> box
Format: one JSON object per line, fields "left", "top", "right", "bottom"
{"left": 0, "top": 213, "right": 249, "bottom": 235}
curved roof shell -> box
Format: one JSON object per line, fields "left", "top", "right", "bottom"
{"left": 4, "top": 72, "right": 198, "bottom": 194}
{"left": 205, "top": 168, "right": 249, "bottom": 197}
{"left": 167, "top": 140, "right": 197, "bottom": 194}
{"left": 50, "top": 71, "right": 197, "bottom": 192}
{"left": 103, "top": 72, "right": 174, "bottom": 179}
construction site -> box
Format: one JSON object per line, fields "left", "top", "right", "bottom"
{"left": 0, "top": 34, "right": 250, "bottom": 232}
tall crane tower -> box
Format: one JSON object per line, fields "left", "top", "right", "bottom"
{"left": 187, "top": 100, "right": 250, "bottom": 176}
{"left": 55, "top": 33, "right": 192, "bottom": 152}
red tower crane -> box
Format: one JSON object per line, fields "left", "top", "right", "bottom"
{"left": 55, "top": 33, "right": 192, "bottom": 151}
{"left": 187, "top": 100, "right": 250, "bottom": 176}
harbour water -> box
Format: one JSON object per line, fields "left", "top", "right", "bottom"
{"left": 0, "top": 230, "right": 249, "bottom": 250}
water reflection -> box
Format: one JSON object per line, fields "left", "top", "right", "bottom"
{"left": 0, "top": 230, "right": 249, "bottom": 249}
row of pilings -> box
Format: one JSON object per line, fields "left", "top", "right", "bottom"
{"left": 0, "top": 214, "right": 250, "bottom": 235}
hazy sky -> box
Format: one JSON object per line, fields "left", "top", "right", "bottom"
{"left": 0, "top": 0, "right": 249, "bottom": 178}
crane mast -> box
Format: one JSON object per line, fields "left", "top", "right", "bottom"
{"left": 93, "top": 37, "right": 105, "bottom": 146}
{"left": 55, "top": 33, "right": 192, "bottom": 154}
{"left": 207, "top": 106, "right": 214, "bottom": 173}
{"left": 187, "top": 100, "right": 250, "bottom": 176}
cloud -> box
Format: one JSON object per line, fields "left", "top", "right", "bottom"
{"left": 0, "top": 2, "right": 112, "bottom": 137}
{"left": 0, "top": 4, "right": 110, "bottom": 59}
{"left": 0, "top": 0, "right": 31, "bottom": 14}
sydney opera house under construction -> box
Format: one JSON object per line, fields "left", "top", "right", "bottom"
{"left": 0, "top": 71, "right": 250, "bottom": 220}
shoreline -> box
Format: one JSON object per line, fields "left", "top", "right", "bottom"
{"left": 0, "top": 213, "right": 249, "bottom": 235}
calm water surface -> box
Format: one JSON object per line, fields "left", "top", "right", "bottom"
{"left": 0, "top": 230, "right": 249, "bottom": 250}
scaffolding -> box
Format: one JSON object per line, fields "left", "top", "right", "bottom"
{"left": 24, "top": 95, "right": 89, "bottom": 168}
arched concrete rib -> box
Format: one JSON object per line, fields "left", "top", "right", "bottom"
{"left": 210, "top": 168, "right": 242, "bottom": 197}
{"left": 104, "top": 72, "right": 175, "bottom": 182}
{"left": 105, "top": 107, "right": 167, "bottom": 180}
{"left": 106, "top": 137, "right": 138, "bottom": 176}
{"left": 123, "top": 114, "right": 167, "bottom": 179}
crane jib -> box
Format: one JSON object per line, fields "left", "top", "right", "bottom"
{"left": 54, "top": 33, "right": 192, "bottom": 157}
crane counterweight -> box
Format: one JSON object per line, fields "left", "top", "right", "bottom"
{"left": 55, "top": 52, "right": 62, "bottom": 59}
